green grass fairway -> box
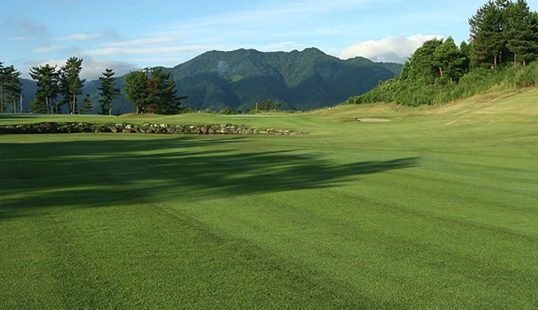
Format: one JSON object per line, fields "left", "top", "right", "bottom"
{"left": 1, "top": 89, "right": 537, "bottom": 308}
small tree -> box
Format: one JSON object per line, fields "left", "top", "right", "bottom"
{"left": 97, "top": 68, "right": 121, "bottom": 115}
{"left": 79, "top": 94, "right": 93, "bottom": 114}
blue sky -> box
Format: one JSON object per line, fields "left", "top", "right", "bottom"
{"left": 3, "top": 0, "right": 537, "bottom": 80}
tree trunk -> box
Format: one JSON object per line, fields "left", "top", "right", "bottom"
{"left": 72, "top": 94, "right": 76, "bottom": 114}
{"left": 0, "top": 86, "right": 4, "bottom": 113}
{"left": 438, "top": 66, "right": 443, "bottom": 77}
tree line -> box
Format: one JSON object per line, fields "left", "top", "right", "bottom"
{"left": 0, "top": 58, "right": 186, "bottom": 115}
{"left": 348, "top": 0, "right": 538, "bottom": 106}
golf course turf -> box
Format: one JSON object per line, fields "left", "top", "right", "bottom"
{"left": 1, "top": 88, "right": 537, "bottom": 308}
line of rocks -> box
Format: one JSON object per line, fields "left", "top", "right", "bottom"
{"left": 0, "top": 122, "right": 305, "bottom": 135}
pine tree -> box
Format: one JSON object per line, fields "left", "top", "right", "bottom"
{"left": 148, "top": 68, "right": 186, "bottom": 114}
{"left": 505, "top": 0, "right": 538, "bottom": 66}
{"left": 79, "top": 94, "right": 93, "bottom": 114}
{"left": 3, "top": 66, "right": 22, "bottom": 113}
{"left": 60, "top": 57, "right": 85, "bottom": 114}
{"left": 97, "top": 68, "right": 121, "bottom": 115}
{"left": 469, "top": 0, "right": 512, "bottom": 68}
{"left": 29, "top": 64, "right": 60, "bottom": 114}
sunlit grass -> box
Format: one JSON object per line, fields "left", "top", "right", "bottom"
{"left": 1, "top": 89, "right": 537, "bottom": 308}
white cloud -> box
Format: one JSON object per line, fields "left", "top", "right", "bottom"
{"left": 10, "top": 36, "right": 32, "bottom": 41}
{"left": 103, "top": 36, "right": 181, "bottom": 47}
{"left": 340, "top": 34, "right": 443, "bottom": 63}
{"left": 259, "top": 41, "right": 303, "bottom": 51}
{"left": 32, "top": 45, "right": 69, "bottom": 53}
{"left": 80, "top": 59, "right": 138, "bottom": 81}
{"left": 81, "top": 44, "right": 224, "bottom": 57}
{"left": 56, "top": 33, "right": 103, "bottom": 41}
{"left": 23, "top": 58, "right": 138, "bottom": 81}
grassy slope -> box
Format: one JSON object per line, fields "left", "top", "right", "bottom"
{"left": 0, "top": 88, "right": 537, "bottom": 308}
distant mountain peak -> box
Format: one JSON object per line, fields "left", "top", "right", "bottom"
{"left": 166, "top": 48, "right": 401, "bottom": 111}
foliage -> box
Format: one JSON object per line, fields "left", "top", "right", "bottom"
{"left": 256, "top": 99, "right": 280, "bottom": 112}
{"left": 0, "top": 62, "right": 4, "bottom": 113}
{"left": 124, "top": 68, "right": 187, "bottom": 114}
{"left": 348, "top": 0, "right": 538, "bottom": 107}
{"left": 0, "top": 65, "right": 23, "bottom": 113}
{"left": 168, "top": 48, "right": 400, "bottom": 112}
{"left": 505, "top": 0, "right": 538, "bottom": 66}
{"left": 60, "top": 57, "right": 86, "bottom": 114}
{"left": 97, "top": 68, "right": 121, "bottom": 115}
{"left": 147, "top": 68, "right": 187, "bottom": 114}
{"left": 29, "top": 64, "right": 60, "bottom": 114}
{"left": 123, "top": 70, "right": 149, "bottom": 114}
{"left": 79, "top": 94, "right": 93, "bottom": 115}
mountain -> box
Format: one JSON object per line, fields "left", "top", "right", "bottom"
{"left": 19, "top": 48, "right": 401, "bottom": 114}
{"left": 166, "top": 48, "right": 401, "bottom": 111}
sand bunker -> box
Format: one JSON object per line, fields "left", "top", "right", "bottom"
{"left": 356, "top": 118, "right": 391, "bottom": 122}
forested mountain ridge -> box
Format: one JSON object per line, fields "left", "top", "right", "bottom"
{"left": 166, "top": 48, "right": 400, "bottom": 112}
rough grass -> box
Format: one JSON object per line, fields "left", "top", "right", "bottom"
{"left": 0, "top": 88, "right": 537, "bottom": 308}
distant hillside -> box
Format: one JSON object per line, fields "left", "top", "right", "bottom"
{"left": 167, "top": 48, "right": 401, "bottom": 111}
{"left": 20, "top": 48, "right": 401, "bottom": 114}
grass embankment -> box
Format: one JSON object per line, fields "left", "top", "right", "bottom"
{"left": 0, "top": 89, "right": 537, "bottom": 308}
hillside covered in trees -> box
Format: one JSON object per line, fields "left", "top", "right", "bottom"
{"left": 347, "top": 0, "right": 538, "bottom": 106}
{"left": 166, "top": 48, "right": 400, "bottom": 112}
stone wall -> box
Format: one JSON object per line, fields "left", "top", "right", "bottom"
{"left": 0, "top": 122, "right": 304, "bottom": 135}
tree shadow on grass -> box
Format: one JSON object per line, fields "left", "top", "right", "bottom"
{"left": 0, "top": 136, "right": 419, "bottom": 219}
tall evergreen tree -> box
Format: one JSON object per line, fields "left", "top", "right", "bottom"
{"left": 505, "top": 0, "right": 538, "bottom": 66}
{"left": 469, "top": 0, "right": 512, "bottom": 68}
{"left": 3, "top": 66, "right": 22, "bottom": 113}
{"left": 147, "top": 68, "right": 186, "bottom": 114}
{"left": 60, "top": 57, "right": 85, "bottom": 114}
{"left": 97, "top": 68, "right": 121, "bottom": 115}
{"left": 29, "top": 64, "right": 60, "bottom": 114}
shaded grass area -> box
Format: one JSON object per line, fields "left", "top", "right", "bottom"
{"left": 0, "top": 134, "right": 418, "bottom": 308}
